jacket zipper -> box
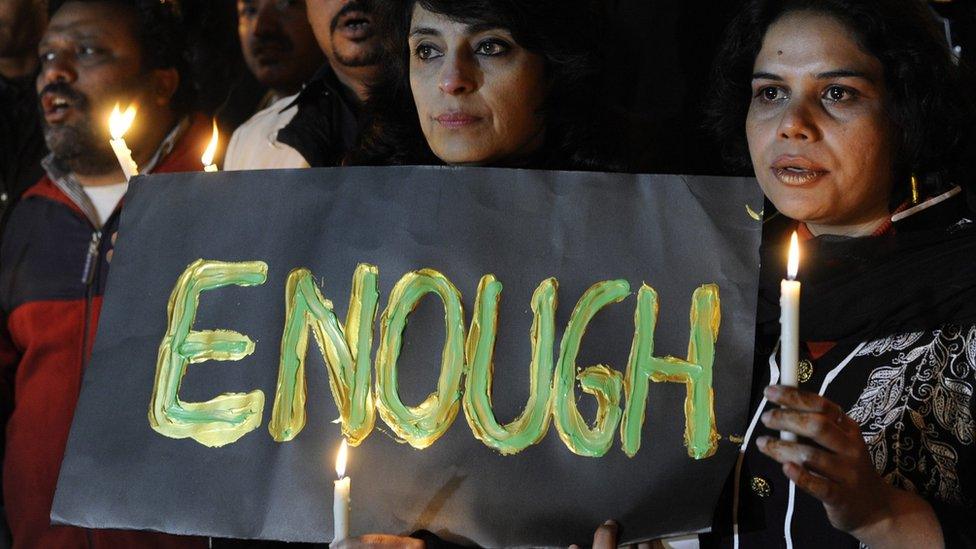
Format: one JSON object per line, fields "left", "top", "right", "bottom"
{"left": 80, "top": 230, "right": 101, "bottom": 373}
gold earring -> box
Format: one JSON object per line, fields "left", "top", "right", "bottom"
{"left": 910, "top": 174, "right": 920, "bottom": 205}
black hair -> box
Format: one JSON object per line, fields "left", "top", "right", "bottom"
{"left": 707, "top": 0, "right": 976, "bottom": 189}
{"left": 55, "top": 0, "right": 194, "bottom": 116}
{"left": 346, "top": 0, "right": 621, "bottom": 170}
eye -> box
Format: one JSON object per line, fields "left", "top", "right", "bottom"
{"left": 239, "top": 1, "right": 257, "bottom": 16}
{"left": 39, "top": 51, "right": 57, "bottom": 63}
{"left": 275, "top": 0, "right": 302, "bottom": 11}
{"left": 475, "top": 39, "right": 509, "bottom": 57}
{"left": 414, "top": 43, "right": 442, "bottom": 61}
{"left": 78, "top": 45, "right": 99, "bottom": 57}
{"left": 755, "top": 85, "right": 787, "bottom": 103}
{"left": 822, "top": 85, "right": 857, "bottom": 103}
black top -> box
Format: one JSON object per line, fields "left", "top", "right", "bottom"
{"left": 277, "top": 64, "right": 363, "bottom": 168}
{"left": 0, "top": 73, "right": 46, "bottom": 222}
{"left": 703, "top": 192, "right": 976, "bottom": 548}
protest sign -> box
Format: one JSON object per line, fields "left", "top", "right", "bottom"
{"left": 52, "top": 167, "right": 762, "bottom": 546}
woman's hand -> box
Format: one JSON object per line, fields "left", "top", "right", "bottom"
{"left": 758, "top": 385, "right": 944, "bottom": 548}
{"left": 570, "top": 520, "right": 658, "bottom": 549}
{"left": 331, "top": 535, "right": 424, "bottom": 549}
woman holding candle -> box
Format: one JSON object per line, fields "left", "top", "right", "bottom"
{"left": 585, "top": 0, "right": 976, "bottom": 547}
{"left": 344, "top": 0, "right": 623, "bottom": 170}
{"left": 705, "top": 0, "right": 976, "bottom": 546}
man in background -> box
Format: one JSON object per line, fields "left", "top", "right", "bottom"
{"left": 239, "top": 0, "right": 323, "bottom": 109}
{"left": 224, "top": 0, "right": 381, "bottom": 169}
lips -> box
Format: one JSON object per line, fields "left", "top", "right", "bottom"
{"left": 251, "top": 38, "right": 292, "bottom": 63}
{"left": 336, "top": 11, "right": 373, "bottom": 40}
{"left": 435, "top": 112, "right": 483, "bottom": 129}
{"left": 770, "top": 155, "right": 829, "bottom": 185}
{"left": 41, "top": 92, "right": 76, "bottom": 124}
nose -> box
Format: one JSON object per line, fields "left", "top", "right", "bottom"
{"left": 38, "top": 52, "right": 77, "bottom": 89}
{"left": 253, "top": 1, "right": 280, "bottom": 36}
{"left": 438, "top": 52, "right": 478, "bottom": 96}
{"left": 777, "top": 99, "right": 821, "bottom": 142}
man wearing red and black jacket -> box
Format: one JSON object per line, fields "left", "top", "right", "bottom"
{"left": 0, "top": 1, "right": 209, "bottom": 547}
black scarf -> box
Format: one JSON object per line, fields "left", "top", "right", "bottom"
{"left": 757, "top": 192, "right": 976, "bottom": 345}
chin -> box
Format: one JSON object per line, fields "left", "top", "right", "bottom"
{"left": 431, "top": 141, "right": 489, "bottom": 166}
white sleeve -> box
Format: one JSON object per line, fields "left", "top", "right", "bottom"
{"left": 221, "top": 94, "right": 309, "bottom": 171}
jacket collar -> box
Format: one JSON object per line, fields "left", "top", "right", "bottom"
{"left": 38, "top": 116, "right": 191, "bottom": 227}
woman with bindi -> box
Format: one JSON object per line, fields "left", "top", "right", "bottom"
{"left": 585, "top": 0, "right": 976, "bottom": 547}
{"left": 346, "top": 0, "right": 619, "bottom": 170}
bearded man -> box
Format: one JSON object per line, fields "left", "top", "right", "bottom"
{"left": 0, "top": 0, "right": 209, "bottom": 546}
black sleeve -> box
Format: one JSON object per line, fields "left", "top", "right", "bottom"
{"left": 931, "top": 500, "right": 976, "bottom": 549}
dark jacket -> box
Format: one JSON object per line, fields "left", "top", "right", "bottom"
{"left": 277, "top": 64, "right": 363, "bottom": 168}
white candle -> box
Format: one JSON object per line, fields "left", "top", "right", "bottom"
{"left": 779, "top": 231, "right": 801, "bottom": 441}
{"left": 333, "top": 440, "right": 350, "bottom": 543}
{"left": 201, "top": 119, "right": 219, "bottom": 172}
{"left": 108, "top": 104, "right": 139, "bottom": 181}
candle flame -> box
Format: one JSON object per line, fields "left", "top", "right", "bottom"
{"left": 787, "top": 231, "right": 800, "bottom": 280}
{"left": 109, "top": 103, "right": 136, "bottom": 140}
{"left": 335, "top": 439, "right": 348, "bottom": 478}
{"left": 201, "top": 119, "right": 219, "bottom": 167}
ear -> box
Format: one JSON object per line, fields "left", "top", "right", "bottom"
{"left": 150, "top": 67, "right": 180, "bottom": 107}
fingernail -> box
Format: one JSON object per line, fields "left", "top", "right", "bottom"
{"left": 761, "top": 410, "right": 773, "bottom": 424}
{"left": 764, "top": 386, "right": 780, "bottom": 399}
{"left": 603, "top": 519, "right": 618, "bottom": 528}
{"left": 756, "top": 436, "right": 769, "bottom": 448}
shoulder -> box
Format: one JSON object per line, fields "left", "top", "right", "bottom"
{"left": 225, "top": 94, "right": 307, "bottom": 171}
{"left": 232, "top": 93, "right": 300, "bottom": 139}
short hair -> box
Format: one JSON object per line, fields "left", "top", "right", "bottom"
{"left": 347, "top": 0, "right": 618, "bottom": 170}
{"left": 706, "top": 0, "right": 976, "bottom": 185}
{"left": 55, "top": 0, "right": 194, "bottom": 116}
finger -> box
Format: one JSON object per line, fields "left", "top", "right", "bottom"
{"left": 106, "top": 249, "right": 114, "bottom": 263}
{"left": 765, "top": 386, "right": 844, "bottom": 414}
{"left": 358, "top": 535, "right": 425, "bottom": 549}
{"left": 782, "top": 461, "right": 843, "bottom": 507}
{"left": 756, "top": 436, "right": 847, "bottom": 481}
{"left": 111, "top": 231, "right": 118, "bottom": 245}
{"left": 592, "top": 520, "right": 619, "bottom": 549}
{"left": 760, "top": 408, "right": 851, "bottom": 453}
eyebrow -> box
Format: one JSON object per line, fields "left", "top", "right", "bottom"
{"left": 409, "top": 27, "right": 439, "bottom": 38}
{"left": 41, "top": 26, "right": 103, "bottom": 43}
{"left": 752, "top": 69, "right": 874, "bottom": 81}
{"left": 409, "top": 22, "right": 507, "bottom": 38}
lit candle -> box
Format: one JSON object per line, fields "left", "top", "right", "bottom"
{"left": 333, "top": 440, "right": 350, "bottom": 543}
{"left": 201, "top": 119, "right": 219, "bottom": 172}
{"left": 780, "top": 231, "right": 801, "bottom": 441}
{"left": 108, "top": 103, "right": 139, "bottom": 181}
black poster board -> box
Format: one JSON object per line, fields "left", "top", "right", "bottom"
{"left": 52, "top": 167, "right": 763, "bottom": 546}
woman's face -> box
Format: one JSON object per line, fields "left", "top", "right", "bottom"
{"left": 408, "top": 5, "right": 548, "bottom": 166}
{"left": 746, "top": 11, "right": 896, "bottom": 235}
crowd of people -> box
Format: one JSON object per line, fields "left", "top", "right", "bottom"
{"left": 1, "top": 0, "right": 975, "bottom": 547}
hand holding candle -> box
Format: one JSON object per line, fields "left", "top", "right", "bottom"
{"left": 779, "top": 231, "right": 801, "bottom": 441}
{"left": 333, "top": 439, "right": 350, "bottom": 543}
{"left": 108, "top": 103, "right": 139, "bottom": 181}
{"left": 201, "top": 119, "right": 219, "bottom": 172}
